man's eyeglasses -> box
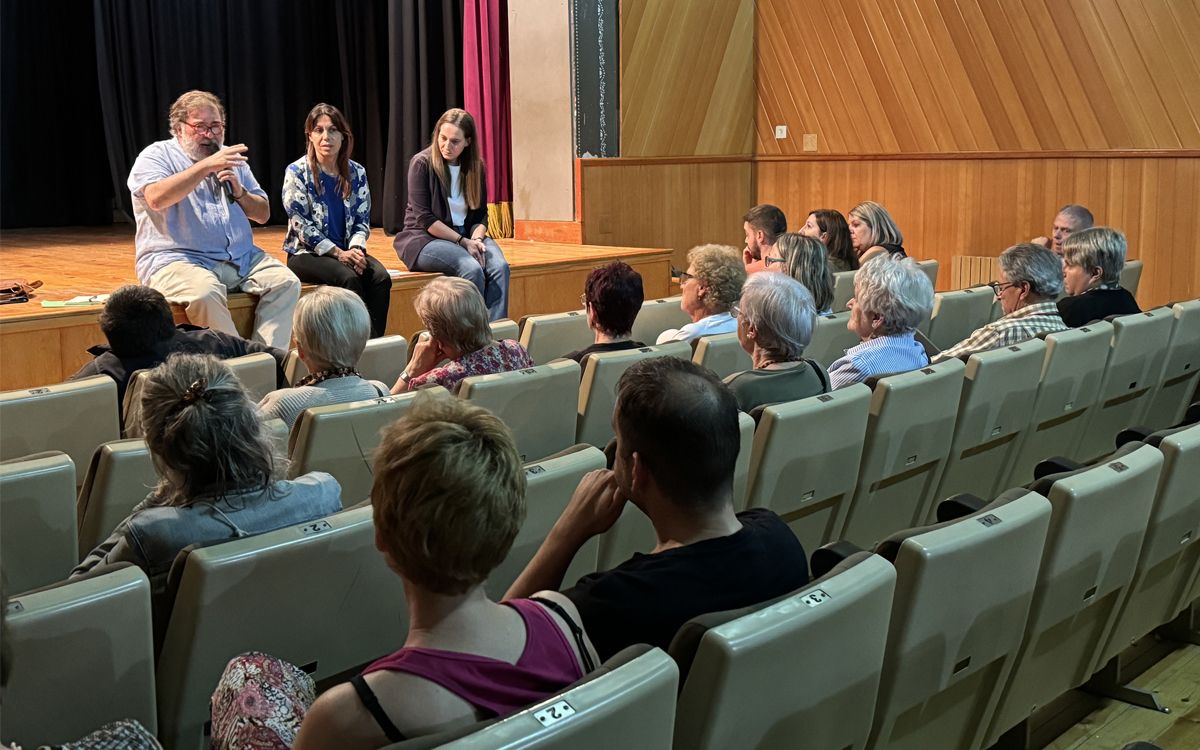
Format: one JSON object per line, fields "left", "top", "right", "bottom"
{"left": 988, "top": 280, "right": 1021, "bottom": 297}
{"left": 181, "top": 120, "right": 225, "bottom": 136}
{"left": 730, "top": 303, "right": 742, "bottom": 319}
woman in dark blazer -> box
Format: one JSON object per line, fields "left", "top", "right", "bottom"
{"left": 393, "top": 109, "right": 510, "bottom": 320}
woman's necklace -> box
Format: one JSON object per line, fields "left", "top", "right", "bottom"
{"left": 296, "top": 366, "right": 362, "bottom": 388}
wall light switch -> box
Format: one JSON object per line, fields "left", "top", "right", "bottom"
{"left": 774, "top": 125, "right": 788, "bottom": 139}
{"left": 802, "top": 133, "right": 818, "bottom": 151}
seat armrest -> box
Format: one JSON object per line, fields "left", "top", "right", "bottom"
{"left": 1115, "top": 426, "right": 1153, "bottom": 448}
{"left": 1034, "top": 455, "right": 1084, "bottom": 481}
{"left": 935, "top": 493, "right": 988, "bottom": 523}
{"left": 810, "top": 540, "right": 865, "bottom": 579}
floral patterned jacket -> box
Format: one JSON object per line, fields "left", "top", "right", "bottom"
{"left": 281, "top": 156, "right": 371, "bottom": 256}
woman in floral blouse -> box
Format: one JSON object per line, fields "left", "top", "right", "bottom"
{"left": 392, "top": 276, "right": 532, "bottom": 395}
{"left": 282, "top": 103, "right": 391, "bottom": 337}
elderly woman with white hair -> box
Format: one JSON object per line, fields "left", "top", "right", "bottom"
{"left": 392, "top": 276, "right": 533, "bottom": 394}
{"left": 258, "top": 286, "right": 388, "bottom": 428}
{"left": 828, "top": 255, "right": 935, "bottom": 389}
{"left": 933, "top": 243, "right": 1067, "bottom": 362}
{"left": 1056, "top": 226, "right": 1140, "bottom": 327}
{"left": 724, "top": 272, "right": 830, "bottom": 412}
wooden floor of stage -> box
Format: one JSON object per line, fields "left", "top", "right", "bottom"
{"left": 0, "top": 225, "right": 673, "bottom": 390}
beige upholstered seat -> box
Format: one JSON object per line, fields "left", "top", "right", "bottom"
{"left": 2, "top": 565, "right": 156, "bottom": 746}
{"left": 0, "top": 375, "right": 119, "bottom": 485}
{"left": 630, "top": 296, "right": 690, "bottom": 345}
{"left": 491, "top": 317, "right": 520, "bottom": 342}
{"left": 519, "top": 309, "right": 593, "bottom": 365}
{"left": 485, "top": 446, "right": 605, "bottom": 599}
{"left": 671, "top": 552, "right": 896, "bottom": 750}
{"left": 124, "top": 352, "right": 277, "bottom": 438}
{"left": 157, "top": 505, "right": 407, "bottom": 750}
{"left": 831, "top": 270, "right": 856, "bottom": 312}
{"left": 1143, "top": 300, "right": 1200, "bottom": 430}
{"left": 985, "top": 443, "right": 1163, "bottom": 746}
{"left": 692, "top": 332, "right": 752, "bottom": 379}
{"left": 288, "top": 386, "right": 451, "bottom": 506}
{"left": 926, "top": 287, "right": 995, "bottom": 352}
{"left": 1075, "top": 309, "right": 1174, "bottom": 461}
{"left": 732, "top": 411, "right": 754, "bottom": 511}
{"left": 744, "top": 385, "right": 871, "bottom": 551}
{"left": 576, "top": 341, "right": 692, "bottom": 448}
{"left": 76, "top": 438, "right": 157, "bottom": 557}
{"left": 837, "top": 359, "right": 966, "bottom": 547}
{"left": 1005, "top": 323, "right": 1113, "bottom": 487}
{"left": 0, "top": 451, "right": 77, "bottom": 593}
{"left": 805, "top": 311, "right": 859, "bottom": 369}
{"left": 934, "top": 339, "right": 1046, "bottom": 507}
{"left": 1119, "top": 259, "right": 1143, "bottom": 296}
{"left": 915, "top": 258, "right": 939, "bottom": 289}
{"left": 460, "top": 360, "right": 581, "bottom": 462}
{"left": 867, "top": 490, "right": 1052, "bottom": 750}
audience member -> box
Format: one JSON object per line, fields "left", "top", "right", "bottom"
{"left": 799, "top": 209, "right": 858, "bottom": 272}
{"left": 258, "top": 287, "right": 388, "bottom": 428}
{"left": 392, "top": 277, "right": 532, "bottom": 394}
{"left": 656, "top": 244, "right": 746, "bottom": 344}
{"left": 848, "top": 201, "right": 906, "bottom": 263}
{"left": 71, "top": 285, "right": 286, "bottom": 413}
{"left": 506, "top": 357, "right": 810, "bottom": 661}
{"left": 283, "top": 103, "right": 391, "bottom": 338}
{"left": 129, "top": 90, "right": 300, "bottom": 348}
{"left": 1032, "top": 203, "right": 1094, "bottom": 256}
{"left": 770, "top": 233, "right": 835, "bottom": 313}
{"left": 289, "top": 396, "right": 596, "bottom": 747}
{"left": 562, "top": 262, "right": 646, "bottom": 363}
{"left": 725, "top": 273, "right": 829, "bottom": 412}
{"left": 933, "top": 244, "right": 1066, "bottom": 362}
{"left": 741, "top": 204, "right": 787, "bottom": 274}
{"left": 1057, "top": 227, "right": 1140, "bottom": 327}
{"left": 828, "top": 256, "right": 933, "bottom": 389}
{"left": 72, "top": 354, "right": 342, "bottom": 602}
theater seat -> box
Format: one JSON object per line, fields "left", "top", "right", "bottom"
{"left": 288, "top": 386, "right": 451, "bottom": 507}
{"left": 915, "top": 258, "right": 939, "bottom": 290}
{"left": 75, "top": 438, "right": 157, "bottom": 557}
{"left": 0, "top": 375, "right": 119, "bottom": 485}
{"left": 491, "top": 318, "right": 520, "bottom": 342}
{"left": 460, "top": 361, "right": 581, "bottom": 463}
{"left": 576, "top": 342, "right": 691, "bottom": 448}
{"left": 1119, "top": 259, "right": 1143, "bottom": 296}
{"left": 0, "top": 451, "right": 77, "bottom": 593}
{"left": 157, "top": 505, "right": 408, "bottom": 750}
{"left": 926, "top": 287, "right": 995, "bottom": 352}
{"left": 805, "top": 311, "right": 859, "bottom": 369}
{"left": 670, "top": 552, "right": 895, "bottom": 750}
{"left": 123, "top": 352, "right": 277, "bottom": 438}
{"left": 1, "top": 565, "right": 156, "bottom": 746}
{"left": 287, "top": 335, "right": 410, "bottom": 386}
{"left": 1142, "top": 299, "right": 1200, "bottom": 430}
{"left": 831, "top": 270, "right": 856, "bottom": 312}
{"left": 630, "top": 296, "right": 690, "bottom": 345}
{"left": 519, "top": 309, "right": 593, "bottom": 365}
{"left": 692, "top": 332, "right": 752, "bottom": 379}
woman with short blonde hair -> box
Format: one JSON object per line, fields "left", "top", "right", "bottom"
{"left": 1057, "top": 226, "right": 1140, "bottom": 327}
{"left": 656, "top": 244, "right": 747, "bottom": 344}
{"left": 848, "top": 201, "right": 906, "bottom": 263}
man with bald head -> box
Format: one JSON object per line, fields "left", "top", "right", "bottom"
{"left": 1032, "top": 204, "right": 1094, "bottom": 257}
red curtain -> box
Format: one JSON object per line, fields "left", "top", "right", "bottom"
{"left": 463, "top": 0, "right": 513, "bottom": 238}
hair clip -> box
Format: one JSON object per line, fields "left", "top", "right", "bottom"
{"left": 180, "top": 377, "right": 212, "bottom": 405}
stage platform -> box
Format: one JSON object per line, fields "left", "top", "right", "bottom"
{"left": 0, "top": 226, "right": 672, "bottom": 391}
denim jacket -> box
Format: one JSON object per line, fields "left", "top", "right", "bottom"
{"left": 282, "top": 157, "right": 371, "bottom": 256}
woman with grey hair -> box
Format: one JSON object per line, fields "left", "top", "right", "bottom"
{"left": 933, "top": 243, "right": 1067, "bottom": 362}
{"left": 1057, "top": 226, "right": 1140, "bottom": 327}
{"left": 259, "top": 286, "right": 389, "bottom": 428}
{"left": 725, "top": 273, "right": 829, "bottom": 412}
{"left": 769, "top": 233, "right": 835, "bottom": 313}
{"left": 828, "top": 255, "right": 934, "bottom": 389}
{"left": 73, "top": 353, "right": 342, "bottom": 601}
{"left": 657, "top": 244, "right": 747, "bottom": 344}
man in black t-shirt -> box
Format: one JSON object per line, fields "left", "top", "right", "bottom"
{"left": 506, "top": 357, "right": 809, "bottom": 661}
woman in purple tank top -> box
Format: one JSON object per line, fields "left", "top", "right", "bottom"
{"left": 291, "top": 396, "right": 599, "bottom": 748}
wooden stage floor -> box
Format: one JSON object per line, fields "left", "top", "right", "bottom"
{"left": 0, "top": 225, "right": 673, "bottom": 391}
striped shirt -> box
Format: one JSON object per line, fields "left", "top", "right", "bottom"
{"left": 828, "top": 333, "right": 930, "bottom": 390}
{"left": 932, "top": 301, "right": 1066, "bottom": 363}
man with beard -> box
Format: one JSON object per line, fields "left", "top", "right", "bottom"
{"left": 127, "top": 90, "right": 300, "bottom": 348}
{"left": 741, "top": 203, "right": 786, "bottom": 275}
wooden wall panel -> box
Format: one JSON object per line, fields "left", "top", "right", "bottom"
{"left": 754, "top": 155, "right": 1200, "bottom": 307}
{"left": 579, "top": 158, "right": 753, "bottom": 268}
{"left": 620, "top": 0, "right": 754, "bottom": 156}
{"left": 756, "top": 0, "right": 1200, "bottom": 155}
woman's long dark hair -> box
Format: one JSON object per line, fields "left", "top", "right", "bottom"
{"left": 811, "top": 209, "right": 857, "bottom": 270}
{"left": 305, "top": 103, "right": 353, "bottom": 200}
{"left": 428, "top": 108, "right": 483, "bottom": 210}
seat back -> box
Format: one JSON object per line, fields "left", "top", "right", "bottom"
{"left": 0, "top": 451, "right": 77, "bottom": 593}
{"left": 985, "top": 444, "right": 1162, "bottom": 745}
{"left": 1119, "top": 259, "right": 1143, "bottom": 296}
{"left": 732, "top": 411, "right": 755, "bottom": 510}
{"left": 869, "top": 490, "right": 1052, "bottom": 750}
{"left": 358, "top": 335, "right": 409, "bottom": 385}
{"left": 672, "top": 552, "right": 895, "bottom": 750}
{"left": 1005, "top": 322, "right": 1112, "bottom": 486}
{"left": 831, "top": 270, "right": 856, "bottom": 312}
{"left": 0, "top": 376, "right": 119, "bottom": 482}
{"left": 926, "top": 287, "right": 995, "bottom": 352}
{"left": 630, "top": 296, "right": 690, "bottom": 345}
{"left": 744, "top": 386, "right": 871, "bottom": 551}
{"left": 485, "top": 447, "right": 605, "bottom": 599}
{"left": 519, "top": 310, "right": 592, "bottom": 365}
{"left": 916, "top": 258, "right": 939, "bottom": 290}
{"left": 460, "top": 361, "right": 581, "bottom": 462}
{"left": 1076, "top": 309, "right": 1174, "bottom": 461}
{"left": 282, "top": 347, "right": 307, "bottom": 385}
{"left": 490, "top": 318, "right": 520, "bottom": 342}
{"left": 935, "top": 340, "right": 1046, "bottom": 506}
{"left": 837, "top": 359, "right": 966, "bottom": 547}
{"left": 288, "top": 387, "right": 451, "bottom": 506}
{"left": 692, "top": 332, "right": 752, "bottom": 379}
{"left": 76, "top": 438, "right": 157, "bottom": 557}
{"left": 157, "top": 506, "right": 407, "bottom": 750}
{"left": 2, "top": 565, "right": 156, "bottom": 746}
{"left": 576, "top": 341, "right": 692, "bottom": 447}
{"left": 1142, "top": 300, "right": 1200, "bottom": 430}
{"left": 223, "top": 351, "right": 279, "bottom": 402}
{"left": 805, "top": 312, "right": 859, "bottom": 369}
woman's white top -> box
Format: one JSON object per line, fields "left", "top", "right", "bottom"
{"left": 447, "top": 164, "right": 467, "bottom": 226}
